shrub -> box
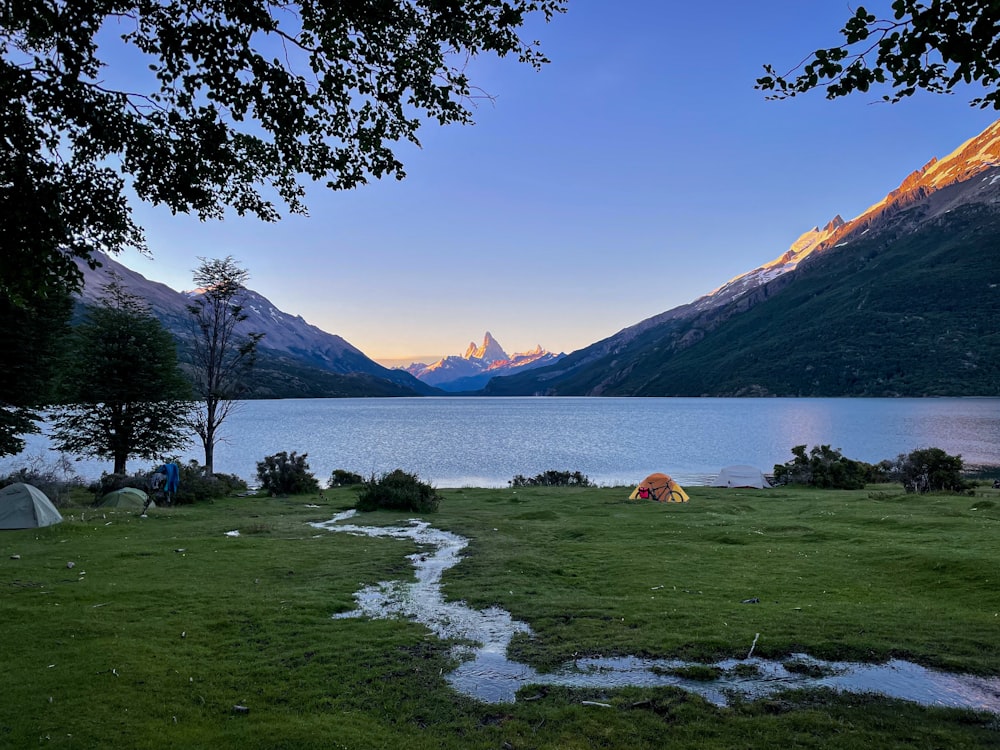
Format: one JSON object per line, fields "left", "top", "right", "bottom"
{"left": 172, "top": 460, "right": 247, "bottom": 503}
{"left": 89, "top": 460, "right": 248, "bottom": 504}
{"left": 0, "top": 455, "right": 84, "bottom": 507}
{"left": 88, "top": 471, "right": 149, "bottom": 503}
{"left": 893, "top": 447, "right": 970, "bottom": 493}
{"left": 509, "top": 470, "right": 593, "bottom": 487}
{"left": 328, "top": 469, "right": 364, "bottom": 487}
{"left": 772, "top": 445, "right": 878, "bottom": 490}
{"left": 256, "top": 451, "right": 320, "bottom": 496}
{"left": 354, "top": 469, "right": 440, "bottom": 513}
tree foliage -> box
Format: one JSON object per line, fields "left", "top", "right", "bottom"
{"left": 772, "top": 444, "right": 880, "bottom": 490}
{"left": 51, "top": 279, "right": 192, "bottom": 475}
{"left": 894, "top": 447, "right": 968, "bottom": 493}
{"left": 0, "top": 0, "right": 565, "bottom": 306}
{"left": 187, "top": 256, "right": 263, "bottom": 476}
{"left": 757, "top": 1, "right": 1000, "bottom": 108}
{"left": 0, "top": 288, "right": 73, "bottom": 456}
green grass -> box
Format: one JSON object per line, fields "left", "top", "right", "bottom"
{"left": 1, "top": 485, "right": 998, "bottom": 748}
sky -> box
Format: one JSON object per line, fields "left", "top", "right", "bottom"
{"left": 113, "top": 1, "right": 1000, "bottom": 367}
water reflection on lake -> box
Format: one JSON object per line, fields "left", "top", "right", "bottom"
{"left": 6, "top": 397, "right": 999, "bottom": 486}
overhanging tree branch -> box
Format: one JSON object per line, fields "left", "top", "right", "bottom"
{"left": 757, "top": 1, "right": 1000, "bottom": 108}
{"left": 1, "top": 0, "right": 566, "bottom": 305}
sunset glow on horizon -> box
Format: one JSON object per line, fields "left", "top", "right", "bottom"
{"left": 115, "top": 2, "right": 1000, "bottom": 364}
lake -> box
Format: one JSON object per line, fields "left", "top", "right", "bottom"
{"left": 5, "top": 397, "right": 999, "bottom": 488}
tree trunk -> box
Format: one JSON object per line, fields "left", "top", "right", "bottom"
{"left": 204, "top": 436, "right": 215, "bottom": 478}
{"left": 202, "top": 402, "right": 216, "bottom": 477}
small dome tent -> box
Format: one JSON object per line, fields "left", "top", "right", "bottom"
{"left": 0, "top": 483, "right": 63, "bottom": 529}
{"left": 99, "top": 488, "right": 153, "bottom": 509}
{"left": 629, "top": 473, "right": 689, "bottom": 503}
{"left": 711, "top": 465, "right": 772, "bottom": 489}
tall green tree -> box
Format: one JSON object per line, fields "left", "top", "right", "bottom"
{"left": 187, "top": 257, "right": 263, "bottom": 477}
{"left": 0, "top": 289, "right": 73, "bottom": 456}
{"left": 757, "top": 1, "right": 1000, "bottom": 108}
{"left": 51, "top": 279, "right": 192, "bottom": 475}
{"left": 0, "top": 0, "right": 565, "bottom": 307}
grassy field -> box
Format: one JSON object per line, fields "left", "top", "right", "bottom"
{"left": 2, "top": 483, "right": 999, "bottom": 748}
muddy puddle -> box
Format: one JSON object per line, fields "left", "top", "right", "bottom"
{"left": 314, "top": 511, "right": 1000, "bottom": 712}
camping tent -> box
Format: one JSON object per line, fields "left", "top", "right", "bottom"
{"left": 711, "top": 465, "right": 772, "bottom": 489}
{"left": 629, "top": 473, "right": 689, "bottom": 503}
{"left": 0, "top": 483, "right": 63, "bottom": 529}
{"left": 99, "top": 487, "right": 153, "bottom": 509}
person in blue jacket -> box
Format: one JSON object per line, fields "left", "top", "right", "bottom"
{"left": 147, "top": 462, "right": 180, "bottom": 510}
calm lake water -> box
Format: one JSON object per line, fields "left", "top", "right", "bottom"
{"left": 6, "top": 397, "right": 999, "bottom": 487}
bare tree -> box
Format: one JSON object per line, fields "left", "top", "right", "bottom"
{"left": 187, "top": 257, "right": 263, "bottom": 476}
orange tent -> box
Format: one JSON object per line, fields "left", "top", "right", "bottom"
{"left": 628, "top": 473, "right": 689, "bottom": 503}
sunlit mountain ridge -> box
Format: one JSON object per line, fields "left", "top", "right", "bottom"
{"left": 483, "top": 120, "right": 1000, "bottom": 397}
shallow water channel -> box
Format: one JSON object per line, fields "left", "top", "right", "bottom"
{"left": 314, "top": 511, "right": 1000, "bottom": 712}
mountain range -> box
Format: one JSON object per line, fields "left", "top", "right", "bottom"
{"left": 482, "top": 120, "right": 1000, "bottom": 397}
{"left": 402, "top": 332, "right": 563, "bottom": 391}
{"left": 76, "top": 254, "right": 440, "bottom": 398}
{"left": 76, "top": 119, "right": 1000, "bottom": 398}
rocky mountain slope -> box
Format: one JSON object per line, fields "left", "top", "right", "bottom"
{"left": 403, "top": 332, "right": 563, "bottom": 391}
{"left": 76, "top": 253, "right": 439, "bottom": 398}
{"left": 483, "top": 121, "right": 1000, "bottom": 397}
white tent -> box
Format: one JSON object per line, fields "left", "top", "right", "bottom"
{"left": 0, "top": 483, "right": 64, "bottom": 529}
{"left": 711, "top": 465, "right": 771, "bottom": 489}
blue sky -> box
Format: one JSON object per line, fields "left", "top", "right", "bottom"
{"left": 115, "top": 1, "right": 1000, "bottom": 366}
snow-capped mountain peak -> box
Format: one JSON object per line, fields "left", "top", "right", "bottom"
{"left": 463, "top": 331, "right": 508, "bottom": 363}
{"left": 405, "top": 332, "right": 563, "bottom": 390}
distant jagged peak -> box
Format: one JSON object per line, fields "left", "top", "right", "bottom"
{"left": 823, "top": 215, "right": 845, "bottom": 233}
{"left": 463, "top": 331, "right": 509, "bottom": 363}
{"left": 756, "top": 215, "right": 843, "bottom": 275}
{"left": 513, "top": 344, "right": 544, "bottom": 358}
{"left": 407, "top": 332, "right": 562, "bottom": 387}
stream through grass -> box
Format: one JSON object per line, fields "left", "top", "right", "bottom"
{"left": 314, "top": 511, "right": 1000, "bottom": 712}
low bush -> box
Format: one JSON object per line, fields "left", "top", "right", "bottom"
{"left": 354, "top": 469, "right": 440, "bottom": 513}
{"left": 172, "top": 461, "right": 247, "bottom": 504}
{"left": 256, "top": 451, "right": 320, "bottom": 496}
{"left": 0, "top": 455, "right": 84, "bottom": 507}
{"left": 89, "top": 460, "right": 247, "bottom": 504}
{"left": 772, "top": 445, "right": 879, "bottom": 490}
{"left": 88, "top": 471, "right": 148, "bottom": 502}
{"left": 328, "top": 469, "right": 364, "bottom": 487}
{"left": 509, "top": 470, "right": 592, "bottom": 487}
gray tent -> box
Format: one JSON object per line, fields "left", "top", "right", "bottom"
{"left": 99, "top": 487, "right": 153, "bottom": 509}
{"left": 711, "top": 465, "right": 772, "bottom": 489}
{"left": 0, "top": 483, "right": 63, "bottom": 529}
